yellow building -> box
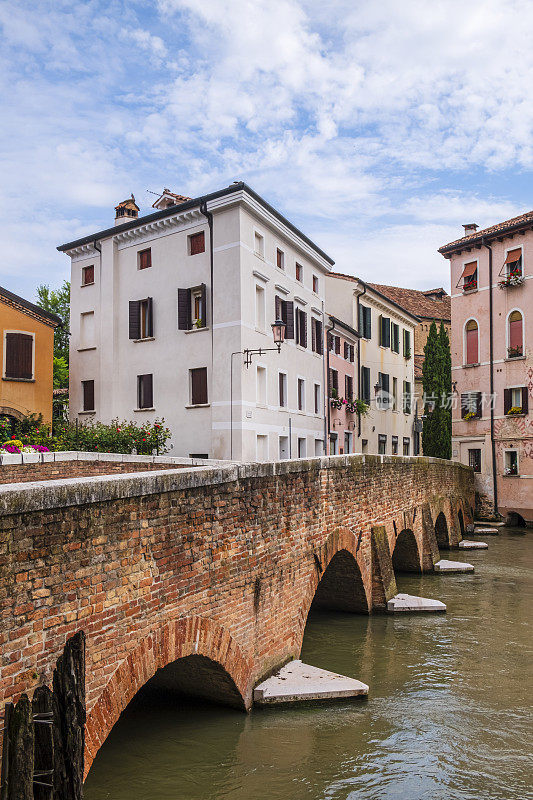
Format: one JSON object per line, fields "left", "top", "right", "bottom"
{"left": 0, "top": 285, "right": 61, "bottom": 426}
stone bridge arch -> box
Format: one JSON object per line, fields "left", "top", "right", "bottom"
{"left": 392, "top": 529, "right": 422, "bottom": 572}
{"left": 388, "top": 503, "right": 439, "bottom": 573}
{"left": 84, "top": 616, "right": 253, "bottom": 778}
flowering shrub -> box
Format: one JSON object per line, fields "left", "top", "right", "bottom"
{"left": 463, "top": 411, "right": 477, "bottom": 421}
{"left": 0, "top": 443, "right": 50, "bottom": 454}
{"left": 507, "top": 406, "right": 523, "bottom": 416}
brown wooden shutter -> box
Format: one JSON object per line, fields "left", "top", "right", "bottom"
{"left": 82, "top": 380, "right": 94, "bottom": 411}
{"left": 129, "top": 301, "right": 141, "bottom": 339}
{"left": 283, "top": 301, "right": 294, "bottom": 339}
{"left": 521, "top": 386, "right": 529, "bottom": 414}
{"left": 200, "top": 283, "right": 207, "bottom": 327}
{"left": 147, "top": 298, "right": 154, "bottom": 337}
{"left": 301, "top": 312, "right": 307, "bottom": 348}
{"left": 5, "top": 333, "right": 33, "bottom": 379}
{"left": 316, "top": 320, "right": 323, "bottom": 355}
{"left": 311, "top": 319, "right": 316, "bottom": 352}
{"left": 177, "top": 289, "right": 191, "bottom": 330}
{"left": 190, "top": 232, "right": 205, "bottom": 255}
{"left": 343, "top": 342, "right": 348, "bottom": 359}
{"left": 503, "top": 388, "right": 511, "bottom": 415}
{"left": 139, "top": 249, "right": 151, "bottom": 269}
{"left": 476, "top": 392, "right": 482, "bottom": 417}
{"left": 461, "top": 393, "right": 468, "bottom": 418}
{"left": 191, "top": 368, "right": 208, "bottom": 405}
{"left": 83, "top": 265, "right": 94, "bottom": 285}
{"left": 328, "top": 368, "right": 332, "bottom": 395}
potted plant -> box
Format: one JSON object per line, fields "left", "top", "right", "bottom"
{"left": 463, "top": 411, "right": 477, "bottom": 421}
{"left": 507, "top": 345, "right": 523, "bottom": 359}
{"left": 506, "top": 406, "right": 523, "bottom": 416}
{"left": 498, "top": 272, "right": 524, "bottom": 288}
{"left": 194, "top": 318, "right": 204, "bottom": 329}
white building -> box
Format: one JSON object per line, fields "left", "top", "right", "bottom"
{"left": 325, "top": 273, "right": 418, "bottom": 456}
{"left": 59, "top": 183, "right": 333, "bottom": 461}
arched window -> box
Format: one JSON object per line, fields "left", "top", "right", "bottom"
{"left": 465, "top": 319, "right": 479, "bottom": 365}
{"left": 508, "top": 310, "right": 523, "bottom": 358}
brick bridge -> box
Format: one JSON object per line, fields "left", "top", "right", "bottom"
{"left": 0, "top": 455, "right": 473, "bottom": 777}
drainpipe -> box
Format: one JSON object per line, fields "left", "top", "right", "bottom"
{"left": 482, "top": 237, "right": 498, "bottom": 517}
{"left": 354, "top": 281, "right": 367, "bottom": 439}
{"left": 199, "top": 201, "right": 214, "bottom": 374}
{"left": 325, "top": 316, "right": 340, "bottom": 454}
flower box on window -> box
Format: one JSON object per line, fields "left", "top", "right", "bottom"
{"left": 507, "top": 345, "right": 523, "bottom": 359}
{"left": 506, "top": 406, "right": 523, "bottom": 416}
{"left": 463, "top": 280, "right": 477, "bottom": 292}
{"left": 463, "top": 411, "right": 478, "bottom": 421}
{"left": 498, "top": 273, "right": 524, "bottom": 289}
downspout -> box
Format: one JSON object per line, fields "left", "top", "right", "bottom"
{"left": 199, "top": 201, "right": 214, "bottom": 372}
{"left": 482, "top": 236, "right": 498, "bottom": 517}
{"left": 325, "top": 316, "right": 340, "bottom": 454}
{"left": 355, "top": 281, "right": 367, "bottom": 439}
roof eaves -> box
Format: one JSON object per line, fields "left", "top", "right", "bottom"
{"left": 0, "top": 286, "right": 62, "bottom": 326}
{"left": 438, "top": 213, "right": 533, "bottom": 255}
{"left": 359, "top": 280, "right": 421, "bottom": 323}
{"left": 327, "top": 315, "right": 361, "bottom": 339}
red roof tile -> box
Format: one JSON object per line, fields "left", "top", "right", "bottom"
{"left": 366, "top": 283, "right": 451, "bottom": 322}
{"left": 439, "top": 210, "right": 533, "bottom": 254}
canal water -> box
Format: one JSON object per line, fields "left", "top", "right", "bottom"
{"left": 85, "top": 529, "right": 532, "bottom": 800}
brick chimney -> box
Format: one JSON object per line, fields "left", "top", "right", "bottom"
{"left": 115, "top": 194, "right": 139, "bottom": 226}
{"left": 462, "top": 223, "right": 479, "bottom": 235}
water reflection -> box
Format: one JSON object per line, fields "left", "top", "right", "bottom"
{"left": 85, "top": 530, "right": 532, "bottom": 800}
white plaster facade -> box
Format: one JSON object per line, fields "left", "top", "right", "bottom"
{"left": 325, "top": 274, "right": 418, "bottom": 455}
{"left": 62, "top": 184, "right": 332, "bottom": 461}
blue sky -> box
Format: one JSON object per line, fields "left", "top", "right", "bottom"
{"left": 1, "top": 0, "right": 532, "bottom": 301}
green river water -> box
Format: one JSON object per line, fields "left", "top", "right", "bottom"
{"left": 85, "top": 529, "right": 532, "bottom": 800}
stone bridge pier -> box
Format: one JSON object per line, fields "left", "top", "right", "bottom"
{"left": 0, "top": 454, "right": 473, "bottom": 777}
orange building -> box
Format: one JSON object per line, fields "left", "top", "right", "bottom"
{"left": 0, "top": 285, "right": 61, "bottom": 426}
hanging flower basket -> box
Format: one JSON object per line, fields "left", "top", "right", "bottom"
{"left": 330, "top": 397, "right": 343, "bottom": 410}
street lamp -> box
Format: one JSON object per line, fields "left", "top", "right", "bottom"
{"left": 230, "top": 319, "right": 287, "bottom": 457}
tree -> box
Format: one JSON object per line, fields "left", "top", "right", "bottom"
{"left": 422, "top": 321, "right": 452, "bottom": 459}
{"left": 36, "top": 281, "right": 70, "bottom": 389}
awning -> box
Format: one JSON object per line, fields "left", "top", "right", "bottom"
{"left": 460, "top": 261, "right": 477, "bottom": 279}
{"left": 504, "top": 248, "right": 521, "bottom": 264}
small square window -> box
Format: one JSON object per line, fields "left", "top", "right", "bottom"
{"left": 312, "top": 275, "right": 319, "bottom": 294}
{"left": 189, "top": 232, "right": 205, "bottom": 256}
{"left": 296, "top": 263, "right": 303, "bottom": 282}
{"left": 190, "top": 367, "right": 208, "bottom": 405}
{"left": 137, "top": 374, "right": 153, "bottom": 409}
{"left": 138, "top": 249, "right": 152, "bottom": 270}
{"left": 82, "top": 265, "right": 94, "bottom": 286}
{"left": 276, "top": 248, "right": 285, "bottom": 270}
{"left": 468, "top": 448, "right": 481, "bottom": 472}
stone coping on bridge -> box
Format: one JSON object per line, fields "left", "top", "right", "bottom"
{"left": 0, "top": 449, "right": 232, "bottom": 467}
{"left": 0, "top": 453, "right": 471, "bottom": 517}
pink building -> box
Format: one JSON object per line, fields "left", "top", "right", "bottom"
{"left": 325, "top": 317, "right": 358, "bottom": 454}
{"left": 439, "top": 213, "right": 533, "bottom": 526}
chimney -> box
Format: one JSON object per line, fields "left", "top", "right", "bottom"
{"left": 462, "top": 223, "right": 479, "bottom": 235}
{"left": 151, "top": 188, "right": 192, "bottom": 210}
{"left": 115, "top": 194, "right": 139, "bottom": 225}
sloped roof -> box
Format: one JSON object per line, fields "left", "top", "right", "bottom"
{"left": 439, "top": 210, "right": 533, "bottom": 254}
{"left": 0, "top": 285, "right": 61, "bottom": 327}
{"left": 328, "top": 272, "right": 420, "bottom": 322}
{"left": 366, "top": 283, "right": 451, "bottom": 323}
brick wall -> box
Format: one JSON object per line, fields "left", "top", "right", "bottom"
{"left": 0, "top": 455, "right": 473, "bottom": 776}
{"left": 0, "top": 460, "right": 184, "bottom": 484}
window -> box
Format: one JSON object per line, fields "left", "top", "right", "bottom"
{"left": 81, "top": 380, "right": 94, "bottom": 412}
{"left": 311, "top": 318, "right": 323, "bottom": 354}
{"left": 334, "top": 336, "right": 340, "bottom": 355}
{"left": 378, "top": 434, "right": 387, "bottom": 455}
{"left": 255, "top": 285, "right": 266, "bottom": 330}
{"left": 461, "top": 391, "right": 482, "bottom": 419}
{"left": 276, "top": 248, "right": 285, "bottom": 270}
{"left": 392, "top": 377, "right": 398, "bottom": 411}
{"left": 359, "top": 305, "right": 371, "bottom": 339}
{"left": 344, "top": 431, "right": 353, "bottom": 454}
{"left": 257, "top": 434, "right": 268, "bottom": 460}
{"left": 177, "top": 285, "right": 207, "bottom": 330}
{"left": 313, "top": 275, "right": 319, "bottom": 294}
{"left": 392, "top": 435, "right": 398, "bottom": 455}
{"left": 329, "top": 368, "right": 339, "bottom": 396}
{"left": 465, "top": 319, "right": 479, "bottom": 365}
{"left": 403, "top": 381, "right": 412, "bottom": 414}
{"left": 4, "top": 333, "right": 33, "bottom": 379}
{"left": 254, "top": 231, "right": 264, "bottom": 257}
{"left": 82, "top": 265, "right": 94, "bottom": 286}
{"left": 279, "top": 435, "right": 289, "bottom": 459}
{"left": 297, "top": 378, "right": 305, "bottom": 411}
{"left": 345, "top": 375, "right": 353, "bottom": 400}
{"left": 138, "top": 248, "right": 152, "bottom": 270}
{"left": 343, "top": 342, "right": 354, "bottom": 361}
{"left": 360, "top": 366, "right": 371, "bottom": 403}
{"left": 459, "top": 260, "right": 478, "bottom": 291}
{"left": 507, "top": 310, "right": 523, "bottom": 358}
{"left": 274, "top": 296, "right": 294, "bottom": 339}
{"left": 295, "top": 308, "right": 307, "bottom": 347}
{"left": 504, "top": 386, "right": 528, "bottom": 416}
{"left": 256, "top": 366, "right": 267, "bottom": 405}
{"left": 391, "top": 322, "right": 400, "bottom": 353}
{"left": 403, "top": 437, "right": 410, "bottom": 456}
{"left": 468, "top": 448, "right": 481, "bottom": 473}
{"left": 137, "top": 374, "right": 153, "bottom": 409}
{"left": 298, "top": 437, "right": 306, "bottom": 458}
{"left": 296, "top": 263, "right": 303, "bottom": 282}
{"left": 504, "top": 450, "right": 519, "bottom": 476}
{"left": 129, "top": 298, "right": 153, "bottom": 339}
{"left": 189, "top": 232, "right": 205, "bottom": 256}
{"left": 190, "top": 367, "right": 208, "bottom": 405}
{"left": 379, "top": 316, "right": 391, "bottom": 347}
{"left": 377, "top": 372, "right": 390, "bottom": 409}
{"left": 314, "top": 439, "right": 323, "bottom": 456}
{"left": 80, "top": 311, "right": 95, "bottom": 349}
{"left": 330, "top": 433, "right": 338, "bottom": 454}
{"left": 279, "top": 372, "right": 287, "bottom": 408}
{"left": 314, "top": 384, "right": 321, "bottom": 414}
{"left": 504, "top": 248, "right": 522, "bottom": 277}
{"left": 402, "top": 329, "right": 411, "bottom": 358}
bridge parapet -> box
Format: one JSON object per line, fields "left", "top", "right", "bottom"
{"left": 0, "top": 454, "right": 473, "bottom": 776}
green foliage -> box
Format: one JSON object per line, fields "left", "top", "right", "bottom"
{"left": 53, "top": 356, "right": 69, "bottom": 389}
{"left": 36, "top": 281, "right": 70, "bottom": 364}
{"left": 422, "top": 322, "right": 452, "bottom": 459}
{"left": 0, "top": 414, "right": 171, "bottom": 455}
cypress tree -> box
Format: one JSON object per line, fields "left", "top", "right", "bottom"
{"left": 422, "top": 321, "right": 451, "bottom": 458}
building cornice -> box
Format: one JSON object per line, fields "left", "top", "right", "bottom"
{"left": 0, "top": 288, "right": 61, "bottom": 328}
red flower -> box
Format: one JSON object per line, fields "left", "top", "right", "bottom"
{"left": 142, "top": 438, "right": 146, "bottom": 441}
{"left": 11, "top": 435, "right": 16, "bottom": 439}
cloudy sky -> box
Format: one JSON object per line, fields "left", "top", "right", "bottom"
{"left": 1, "top": 0, "right": 532, "bottom": 300}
